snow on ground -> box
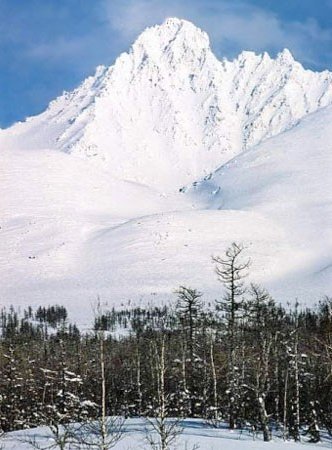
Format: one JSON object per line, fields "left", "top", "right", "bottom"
{"left": 1, "top": 18, "right": 331, "bottom": 324}
{"left": 1, "top": 106, "right": 331, "bottom": 324}
{"left": 0, "top": 146, "right": 192, "bottom": 325}
{"left": 189, "top": 105, "right": 332, "bottom": 303}
{"left": 2, "top": 419, "right": 331, "bottom": 449}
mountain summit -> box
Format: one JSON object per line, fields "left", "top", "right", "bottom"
{"left": 133, "top": 18, "right": 211, "bottom": 59}
{"left": 2, "top": 18, "right": 332, "bottom": 190}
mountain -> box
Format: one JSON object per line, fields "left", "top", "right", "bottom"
{"left": 2, "top": 18, "right": 332, "bottom": 190}
{"left": 1, "top": 18, "right": 331, "bottom": 322}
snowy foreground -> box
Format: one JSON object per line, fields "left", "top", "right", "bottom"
{"left": 2, "top": 419, "right": 332, "bottom": 450}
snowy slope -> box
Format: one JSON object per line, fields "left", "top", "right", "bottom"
{"left": 0, "top": 147, "right": 192, "bottom": 322}
{"left": 188, "top": 105, "right": 332, "bottom": 301}
{"left": 1, "top": 18, "right": 331, "bottom": 321}
{"left": 79, "top": 106, "right": 332, "bottom": 309}
{"left": 1, "top": 107, "right": 331, "bottom": 320}
{"left": 2, "top": 18, "right": 332, "bottom": 190}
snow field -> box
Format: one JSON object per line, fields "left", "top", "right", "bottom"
{"left": 2, "top": 419, "right": 331, "bottom": 449}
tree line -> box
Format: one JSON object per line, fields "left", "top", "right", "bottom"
{"left": 0, "top": 243, "right": 331, "bottom": 447}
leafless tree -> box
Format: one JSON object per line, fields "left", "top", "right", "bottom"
{"left": 146, "top": 333, "right": 182, "bottom": 450}
{"left": 76, "top": 303, "right": 124, "bottom": 450}
{"left": 21, "top": 422, "right": 77, "bottom": 450}
{"left": 0, "top": 429, "right": 5, "bottom": 450}
{"left": 176, "top": 286, "right": 203, "bottom": 417}
{"left": 212, "top": 242, "right": 250, "bottom": 429}
{"left": 244, "top": 284, "right": 277, "bottom": 441}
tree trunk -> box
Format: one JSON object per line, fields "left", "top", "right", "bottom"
{"left": 136, "top": 346, "right": 142, "bottom": 416}
{"left": 210, "top": 335, "right": 218, "bottom": 420}
{"left": 283, "top": 368, "right": 288, "bottom": 440}
{"left": 292, "top": 306, "right": 301, "bottom": 442}
{"left": 258, "top": 396, "right": 271, "bottom": 441}
{"left": 100, "top": 335, "right": 107, "bottom": 450}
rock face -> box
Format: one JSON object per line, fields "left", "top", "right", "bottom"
{"left": 3, "top": 18, "right": 332, "bottom": 190}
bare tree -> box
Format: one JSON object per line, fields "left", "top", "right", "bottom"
{"left": 291, "top": 302, "right": 301, "bottom": 442}
{"left": 146, "top": 333, "right": 182, "bottom": 450}
{"left": 0, "top": 429, "right": 5, "bottom": 450}
{"left": 245, "top": 284, "right": 276, "bottom": 441}
{"left": 77, "top": 303, "right": 124, "bottom": 450}
{"left": 176, "top": 287, "right": 203, "bottom": 417}
{"left": 283, "top": 366, "right": 289, "bottom": 441}
{"left": 209, "top": 331, "right": 218, "bottom": 421}
{"left": 78, "top": 416, "right": 124, "bottom": 450}
{"left": 282, "top": 302, "right": 302, "bottom": 442}
{"left": 212, "top": 242, "right": 250, "bottom": 429}
{"left": 22, "top": 422, "right": 77, "bottom": 450}
{"left": 204, "top": 330, "right": 219, "bottom": 426}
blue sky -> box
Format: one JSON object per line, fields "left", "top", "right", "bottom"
{"left": 1, "top": 0, "right": 331, "bottom": 128}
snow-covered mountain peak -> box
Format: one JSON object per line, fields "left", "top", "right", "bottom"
{"left": 2, "top": 18, "right": 332, "bottom": 191}
{"left": 129, "top": 17, "right": 211, "bottom": 73}
{"left": 133, "top": 17, "right": 210, "bottom": 52}
{"left": 276, "top": 48, "right": 295, "bottom": 64}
